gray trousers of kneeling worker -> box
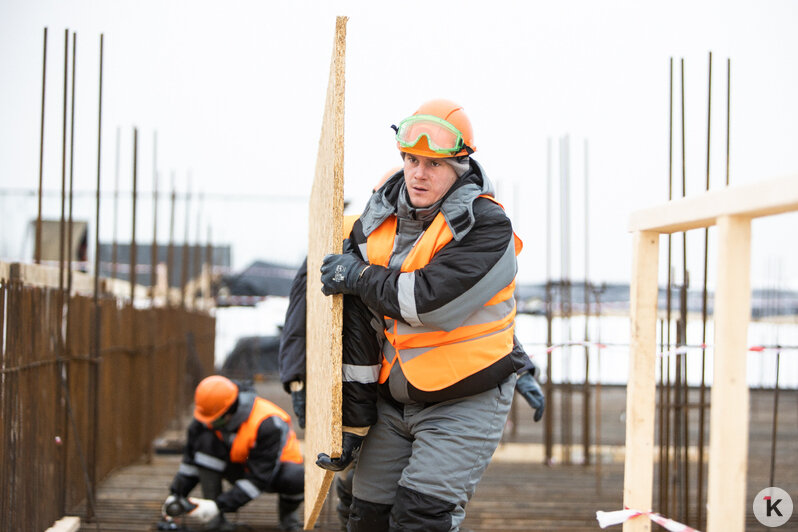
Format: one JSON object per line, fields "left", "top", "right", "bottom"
{"left": 349, "top": 373, "right": 515, "bottom": 532}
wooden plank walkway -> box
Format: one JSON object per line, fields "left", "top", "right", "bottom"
{"left": 69, "top": 383, "right": 797, "bottom": 531}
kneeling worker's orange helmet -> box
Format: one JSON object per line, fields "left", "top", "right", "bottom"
{"left": 194, "top": 375, "right": 239, "bottom": 426}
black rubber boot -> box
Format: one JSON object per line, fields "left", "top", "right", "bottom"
{"left": 278, "top": 493, "right": 303, "bottom": 531}
{"left": 202, "top": 512, "right": 237, "bottom": 532}
{"left": 198, "top": 469, "right": 223, "bottom": 500}
{"left": 347, "top": 496, "right": 391, "bottom": 532}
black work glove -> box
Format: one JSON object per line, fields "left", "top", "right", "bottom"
{"left": 516, "top": 371, "right": 545, "bottom": 422}
{"left": 316, "top": 432, "right": 364, "bottom": 471}
{"left": 320, "top": 253, "right": 368, "bottom": 296}
{"left": 290, "top": 386, "right": 306, "bottom": 429}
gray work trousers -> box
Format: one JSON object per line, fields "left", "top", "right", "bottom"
{"left": 352, "top": 373, "right": 515, "bottom": 531}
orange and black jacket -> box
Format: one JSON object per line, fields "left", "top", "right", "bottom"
{"left": 344, "top": 161, "right": 529, "bottom": 416}
{"left": 170, "top": 390, "right": 302, "bottom": 512}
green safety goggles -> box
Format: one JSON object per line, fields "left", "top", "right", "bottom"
{"left": 393, "top": 114, "right": 473, "bottom": 155}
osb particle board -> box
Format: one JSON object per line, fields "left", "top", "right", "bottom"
{"left": 304, "top": 15, "right": 347, "bottom": 530}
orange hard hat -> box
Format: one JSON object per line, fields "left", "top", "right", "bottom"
{"left": 194, "top": 375, "right": 239, "bottom": 425}
{"left": 395, "top": 99, "right": 476, "bottom": 158}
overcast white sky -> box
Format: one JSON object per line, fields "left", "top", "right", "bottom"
{"left": 1, "top": 0, "right": 797, "bottom": 290}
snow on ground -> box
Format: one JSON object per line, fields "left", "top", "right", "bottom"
{"left": 214, "top": 296, "right": 289, "bottom": 368}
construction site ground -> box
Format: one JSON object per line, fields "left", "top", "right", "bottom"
{"left": 70, "top": 380, "right": 797, "bottom": 531}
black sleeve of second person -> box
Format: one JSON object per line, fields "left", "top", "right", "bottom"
{"left": 279, "top": 258, "right": 308, "bottom": 392}
{"left": 341, "top": 293, "right": 381, "bottom": 428}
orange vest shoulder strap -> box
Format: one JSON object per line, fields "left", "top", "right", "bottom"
{"left": 478, "top": 195, "right": 523, "bottom": 255}
{"left": 366, "top": 215, "right": 397, "bottom": 267}
{"left": 342, "top": 214, "right": 359, "bottom": 238}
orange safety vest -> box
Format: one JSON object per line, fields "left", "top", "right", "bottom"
{"left": 365, "top": 197, "right": 522, "bottom": 392}
{"left": 227, "top": 397, "right": 303, "bottom": 465}
{"left": 343, "top": 214, "right": 359, "bottom": 238}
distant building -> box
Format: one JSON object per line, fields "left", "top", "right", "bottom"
{"left": 96, "top": 242, "right": 231, "bottom": 288}
{"left": 28, "top": 219, "right": 88, "bottom": 268}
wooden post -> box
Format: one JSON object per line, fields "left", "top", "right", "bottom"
{"left": 304, "top": 16, "right": 347, "bottom": 530}
{"left": 706, "top": 215, "right": 751, "bottom": 532}
{"left": 623, "top": 230, "right": 659, "bottom": 532}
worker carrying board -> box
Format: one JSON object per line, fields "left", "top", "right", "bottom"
{"left": 315, "top": 98, "right": 545, "bottom": 532}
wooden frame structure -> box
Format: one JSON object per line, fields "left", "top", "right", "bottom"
{"left": 623, "top": 174, "right": 798, "bottom": 532}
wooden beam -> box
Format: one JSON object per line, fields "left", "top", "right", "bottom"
{"left": 304, "top": 15, "right": 347, "bottom": 530}
{"left": 629, "top": 174, "right": 798, "bottom": 233}
{"left": 623, "top": 230, "right": 659, "bottom": 532}
{"left": 706, "top": 215, "right": 751, "bottom": 532}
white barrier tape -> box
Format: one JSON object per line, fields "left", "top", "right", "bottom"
{"left": 596, "top": 508, "right": 699, "bottom": 531}
{"left": 526, "top": 342, "right": 798, "bottom": 360}
{"left": 544, "top": 341, "right": 609, "bottom": 353}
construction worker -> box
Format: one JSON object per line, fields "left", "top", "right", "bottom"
{"left": 161, "top": 375, "right": 304, "bottom": 531}
{"left": 281, "top": 252, "right": 543, "bottom": 532}
{"left": 317, "top": 98, "right": 542, "bottom": 531}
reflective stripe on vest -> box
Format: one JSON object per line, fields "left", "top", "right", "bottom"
{"left": 365, "top": 197, "right": 522, "bottom": 392}
{"left": 229, "top": 397, "right": 303, "bottom": 465}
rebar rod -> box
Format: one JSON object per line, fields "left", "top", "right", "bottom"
{"left": 680, "top": 57, "right": 691, "bottom": 527}
{"left": 111, "top": 127, "right": 120, "bottom": 279}
{"left": 582, "top": 138, "right": 590, "bottom": 466}
{"left": 130, "top": 128, "right": 138, "bottom": 301}
{"left": 662, "top": 57, "right": 674, "bottom": 517}
{"left": 205, "top": 225, "right": 212, "bottom": 302}
{"left": 559, "top": 135, "right": 573, "bottom": 464}
{"left": 193, "top": 194, "right": 203, "bottom": 309}
{"left": 167, "top": 175, "right": 176, "bottom": 304}
{"left": 593, "top": 286, "right": 604, "bottom": 492}
{"left": 697, "top": 50, "right": 712, "bottom": 530}
{"left": 36, "top": 28, "right": 48, "bottom": 264}
{"left": 89, "top": 32, "right": 104, "bottom": 522}
{"left": 57, "top": 28, "right": 69, "bottom": 516}
{"left": 59, "top": 29, "right": 68, "bottom": 299}
{"left": 151, "top": 132, "right": 158, "bottom": 304}
{"left": 67, "top": 32, "right": 76, "bottom": 298}
{"left": 544, "top": 138, "right": 554, "bottom": 464}
{"left": 769, "top": 352, "right": 781, "bottom": 487}
{"left": 180, "top": 182, "right": 191, "bottom": 309}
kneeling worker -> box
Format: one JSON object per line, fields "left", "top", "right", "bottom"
{"left": 161, "top": 375, "right": 304, "bottom": 531}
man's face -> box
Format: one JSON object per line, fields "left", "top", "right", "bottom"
{"left": 402, "top": 153, "right": 458, "bottom": 208}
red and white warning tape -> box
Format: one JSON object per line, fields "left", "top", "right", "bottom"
{"left": 544, "top": 341, "right": 609, "bottom": 353}
{"left": 596, "top": 508, "right": 700, "bottom": 531}
{"left": 528, "top": 341, "right": 798, "bottom": 359}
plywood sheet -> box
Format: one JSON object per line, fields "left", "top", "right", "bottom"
{"left": 304, "top": 15, "right": 347, "bottom": 530}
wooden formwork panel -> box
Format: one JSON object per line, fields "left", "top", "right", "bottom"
{"left": 304, "top": 16, "right": 348, "bottom": 530}
{"left": 625, "top": 174, "right": 798, "bottom": 532}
